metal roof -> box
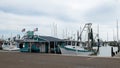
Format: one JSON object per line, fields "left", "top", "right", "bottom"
{"left": 39, "top": 36, "right": 63, "bottom": 42}
{"left": 16, "top": 36, "right": 63, "bottom": 43}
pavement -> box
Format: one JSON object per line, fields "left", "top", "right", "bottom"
{"left": 114, "top": 52, "right": 120, "bottom": 57}
{"left": 0, "top": 52, "right": 120, "bottom": 68}
{"left": 0, "top": 50, "right": 20, "bottom": 52}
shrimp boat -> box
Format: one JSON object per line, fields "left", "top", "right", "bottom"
{"left": 60, "top": 44, "right": 94, "bottom": 56}
{"left": 59, "top": 23, "right": 96, "bottom": 56}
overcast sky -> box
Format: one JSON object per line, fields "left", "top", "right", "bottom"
{"left": 0, "top": 0, "right": 120, "bottom": 41}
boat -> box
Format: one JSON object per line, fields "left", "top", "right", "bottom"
{"left": 59, "top": 44, "right": 94, "bottom": 56}
{"left": 59, "top": 23, "right": 96, "bottom": 56}
{"left": 2, "top": 40, "right": 20, "bottom": 51}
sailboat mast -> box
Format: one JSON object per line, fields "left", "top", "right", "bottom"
{"left": 107, "top": 32, "right": 108, "bottom": 42}
{"left": 117, "top": 19, "right": 119, "bottom": 42}
{"left": 113, "top": 29, "right": 115, "bottom": 41}
{"left": 97, "top": 25, "right": 99, "bottom": 39}
{"left": 97, "top": 24, "right": 100, "bottom": 47}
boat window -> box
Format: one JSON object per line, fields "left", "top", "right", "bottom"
{"left": 4, "top": 42, "right": 8, "bottom": 45}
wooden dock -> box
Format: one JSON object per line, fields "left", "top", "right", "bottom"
{"left": 0, "top": 52, "right": 120, "bottom": 68}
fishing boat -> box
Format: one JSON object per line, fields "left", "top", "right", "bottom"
{"left": 59, "top": 23, "right": 96, "bottom": 56}
{"left": 2, "top": 39, "right": 20, "bottom": 51}
{"left": 59, "top": 44, "right": 94, "bottom": 56}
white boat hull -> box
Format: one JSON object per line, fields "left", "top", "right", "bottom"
{"left": 2, "top": 45, "right": 20, "bottom": 51}
{"left": 2, "top": 47, "right": 20, "bottom": 51}
{"left": 59, "top": 46, "right": 94, "bottom": 56}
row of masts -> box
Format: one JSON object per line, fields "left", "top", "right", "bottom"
{"left": 50, "top": 20, "right": 119, "bottom": 43}
{"left": 0, "top": 20, "right": 119, "bottom": 43}
{"left": 111, "top": 19, "right": 119, "bottom": 42}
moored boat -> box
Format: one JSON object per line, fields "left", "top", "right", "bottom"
{"left": 2, "top": 40, "right": 19, "bottom": 51}
{"left": 59, "top": 23, "right": 97, "bottom": 56}
{"left": 59, "top": 44, "right": 94, "bottom": 56}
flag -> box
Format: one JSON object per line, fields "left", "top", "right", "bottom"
{"left": 22, "top": 28, "right": 25, "bottom": 32}
{"left": 34, "top": 28, "right": 38, "bottom": 32}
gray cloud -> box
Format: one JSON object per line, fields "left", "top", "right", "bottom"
{"left": 0, "top": 0, "right": 120, "bottom": 40}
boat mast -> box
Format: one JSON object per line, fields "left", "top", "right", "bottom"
{"left": 107, "top": 32, "right": 108, "bottom": 42}
{"left": 97, "top": 24, "right": 100, "bottom": 47}
{"left": 97, "top": 25, "right": 99, "bottom": 40}
{"left": 113, "top": 29, "right": 115, "bottom": 41}
{"left": 79, "top": 23, "right": 92, "bottom": 49}
{"left": 87, "top": 23, "right": 92, "bottom": 49}
{"left": 117, "top": 19, "right": 119, "bottom": 42}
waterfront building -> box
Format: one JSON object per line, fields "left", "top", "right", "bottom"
{"left": 16, "top": 31, "right": 63, "bottom": 54}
